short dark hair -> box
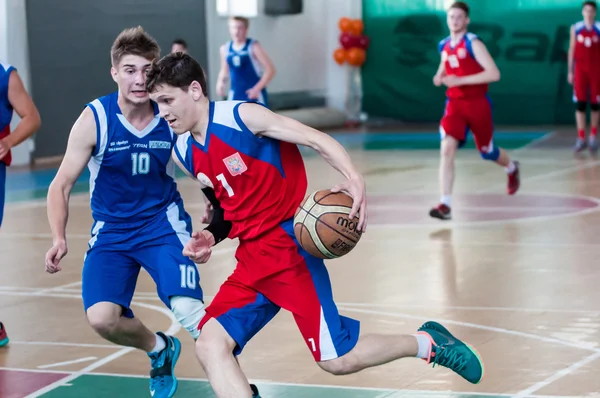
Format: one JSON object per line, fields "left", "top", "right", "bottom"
{"left": 449, "top": 1, "right": 469, "bottom": 16}
{"left": 146, "top": 52, "right": 208, "bottom": 95}
{"left": 583, "top": 1, "right": 597, "bottom": 10}
{"left": 111, "top": 26, "right": 160, "bottom": 66}
{"left": 172, "top": 38, "right": 188, "bottom": 48}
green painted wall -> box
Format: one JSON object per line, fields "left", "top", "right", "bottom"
{"left": 362, "top": 0, "right": 581, "bottom": 125}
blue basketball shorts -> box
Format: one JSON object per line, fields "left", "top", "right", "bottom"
{"left": 82, "top": 201, "right": 203, "bottom": 318}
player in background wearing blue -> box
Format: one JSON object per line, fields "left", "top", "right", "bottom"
{"left": 0, "top": 61, "right": 42, "bottom": 348}
{"left": 215, "top": 16, "right": 276, "bottom": 107}
{"left": 43, "top": 27, "right": 214, "bottom": 398}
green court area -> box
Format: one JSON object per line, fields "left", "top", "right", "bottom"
{"left": 40, "top": 374, "right": 515, "bottom": 398}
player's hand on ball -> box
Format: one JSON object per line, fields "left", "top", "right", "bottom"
{"left": 331, "top": 174, "right": 368, "bottom": 233}
{"left": 202, "top": 203, "right": 214, "bottom": 224}
{"left": 442, "top": 75, "right": 461, "bottom": 88}
{"left": 183, "top": 231, "right": 213, "bottom": 264}
{"left": 45, "top": 240, "right": 68, "bottom": 274}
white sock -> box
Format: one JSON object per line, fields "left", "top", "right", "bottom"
{"left": 413, "top": 333, "right": 432, "bottom": 359}
{"left": 150, "top": 333, "right": 167, "bottom": 354}
{"left": 504, "top": 161, "right": 516, "bottom": 174}
{"left": 440, "top": 195, "right": 451, "bottom": 207}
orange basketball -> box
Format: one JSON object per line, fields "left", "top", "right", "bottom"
{"left": 293, "top": 189, "right": 363, "bottom": 259}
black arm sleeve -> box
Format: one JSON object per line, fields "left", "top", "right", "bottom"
{"left": 201, "top": 187, "right": 232, "bottom": 245}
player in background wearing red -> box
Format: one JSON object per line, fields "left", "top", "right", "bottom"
{"left": 568, "top": 1, "right": 600, "bottom": 153}
{"left": 430, "top": 1, "right": 520, "bottom": 221}
{"left": 0, "top": 62, "right": 42, "bottom": 347}
{"left": 146, "top": 52, "right": 485, "bottom": 398}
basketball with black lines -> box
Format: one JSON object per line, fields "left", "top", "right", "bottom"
{"left": 293, "top": 189, "right": 363, "bottom": 259}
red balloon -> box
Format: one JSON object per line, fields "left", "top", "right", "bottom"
{"left": 357, "top": 34, "right": 370, "bottom": 49}
{"left": 339, "top": 32, "right": 354, "bottom": 50}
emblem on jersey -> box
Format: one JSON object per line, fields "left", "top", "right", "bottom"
{"left": 223, "top": 152, "right": 248, "bottom": 176}
{"left": 232, "top": 55, "right": 241, "bottom": 67}
{"left": 457, "top": 48, "right": 467, "bottom": 59}
{"left": 578, "top": 34, "right": 584, "bottom": 43}
{"left": 149, "top": 140, "right": 171, "bottom": 149}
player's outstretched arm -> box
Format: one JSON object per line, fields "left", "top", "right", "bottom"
{"left": 45, "top": 107, "right": 96, "bottom": 273}
{"left": 446, "top": 40, "right": 500, "bottom": 86}
{"left": 238, "top": 103, "right": 368, "bottom": 232}
{"left": 248, "top": 42, "right": 276, "bottom": 95}
{"left": 216, "top": 45, "right": 230, "bottom": 97}
{"left": 567, "top": 25, "right": 575, "bottom": 84}
{"left": 0, "top": 70, "right": 41, "bottom": 161}
{"left": 433, "top": 58, "right": 446, "bottom": 87}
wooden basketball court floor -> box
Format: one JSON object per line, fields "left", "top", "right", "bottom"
{"left": 2, "top": 129, "right": 600, "bottom": 397}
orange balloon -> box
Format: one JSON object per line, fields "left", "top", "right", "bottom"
{"left": 333, "top": 48, "right": 347, "bottom": 65}
{"left": 346, "top": 48, "right": 366, "bottom": 67}
{"left": 349, "top": 19, "right": 364, "bottom": 36}
{"left": 338, "top": 17, "right": 352, "bottom": 33}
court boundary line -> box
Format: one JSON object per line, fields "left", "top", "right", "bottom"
{"left": 22, "top": 297, "right": 181, "bottom": 397}
{"left": 513, "top": 351, "right": 600, "bottom": 397}
{"left": 337, "top": 307, "right": 600, "bottom": 352}
{"left": 0, "top": 367, "right": 581, "bottom": 398}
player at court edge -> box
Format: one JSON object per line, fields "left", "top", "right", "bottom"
{"left": 0, "top": 60, "right": 41, "bottom": 348}
{"left": 146, "top": 51, "right": 486, "bottom": 398}
{"left": 43, "top": 27, "right": 259, "bottom": 398}
{"left": 429, "top": 1, "right": 520, "bottom": 221}
{"left": 568, "top": 1, "right": 600, "bottom": 153}
{"left": 215, "top": 16, "right": 275, "bottom": 107}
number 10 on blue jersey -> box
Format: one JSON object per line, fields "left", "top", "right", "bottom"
{"left": 131, "top": 152, "right": 150, "bottom": 175}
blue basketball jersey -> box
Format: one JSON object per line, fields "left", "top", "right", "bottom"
{"left": 86, "top": 92, "right": 181, "bottom": 223}
{"left": 226, "top": 38, "right": 267, "bottom": 106}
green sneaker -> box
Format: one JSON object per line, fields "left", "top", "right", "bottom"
{"left": 417, "top": 321, "right": 484, "bottom": 384}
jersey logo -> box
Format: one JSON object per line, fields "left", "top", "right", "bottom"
{"left": 457, "top": 48, "right": 467, "bottom": 59}
{"left": 149, "top": 140, "right": 171, "bottom": 149}
{"left": 223, "top": 152, "right": 248, "bottom": 176}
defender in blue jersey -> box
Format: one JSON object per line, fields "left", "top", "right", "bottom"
{"left": 0, "top": 62, "right": 41, "bottom": 347}
{"left": 43, "top": 27, "right": 205, "bottom": 398}
{"left": 216, "top": 16, "right": 276, "bottom": 107}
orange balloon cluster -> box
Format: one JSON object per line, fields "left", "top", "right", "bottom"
{"left": 333, "top": 17, "right": 369, "bottom": 67}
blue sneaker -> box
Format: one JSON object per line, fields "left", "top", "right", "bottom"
{"left": 148, "top": 332, "right": 181, "bottom": 398}
{"left": 251, "top": 384, "right": 260, "bottom": 397}
{"left": 0, "top": 322, "right": 9, "bottom": 347}
{"left": 417, "top": 321, "right": 484, "bottom": 384}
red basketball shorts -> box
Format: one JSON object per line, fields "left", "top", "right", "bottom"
{"left": 198, "top": 218, "right": 360, "bottom": 362}
{"left": 440, "top": 96, "right": 496, "bottom": 155}
{"left": 573, "top": 67, "right": 600, "bottom": 104}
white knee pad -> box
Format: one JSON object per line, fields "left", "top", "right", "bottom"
{"left": 170, "top": 296, "right": 206, "bottom": 340}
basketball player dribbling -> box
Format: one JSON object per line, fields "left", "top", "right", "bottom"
{"left": 0, "top": 61, "right": 41, "bottom": 347}
{"left": 430, "top": 1, "right": 520, "bottom": 221}
{"left": 146, "top": 52, "right": 485, "bottom": 398}
{"left": 568, "top": 1, "right": 600, "bottom": 153}
{"left": 215, "top": 16, "right": 275, "bottom": 107}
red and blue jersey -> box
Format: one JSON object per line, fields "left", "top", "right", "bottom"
{"left": 174, "top": 101, "right": 307, "bottom": 241}
{"left": 0, "top": 63, "right": 16, "bottom": 166}
{"left": 438, "top": 33, "right": 487, "bottom": 99}
{"left": 573, "top": 21, "right": 600, "bottom": 72}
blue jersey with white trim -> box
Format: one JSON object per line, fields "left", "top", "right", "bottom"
{"left": 0, "top": 62, "right": 15, "bottom": 166}
{"left": 227, "top": 39, "right": 263, "bottom": 94}
{"left": 86, "top": 92, "right": 182, "bottom": 223}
